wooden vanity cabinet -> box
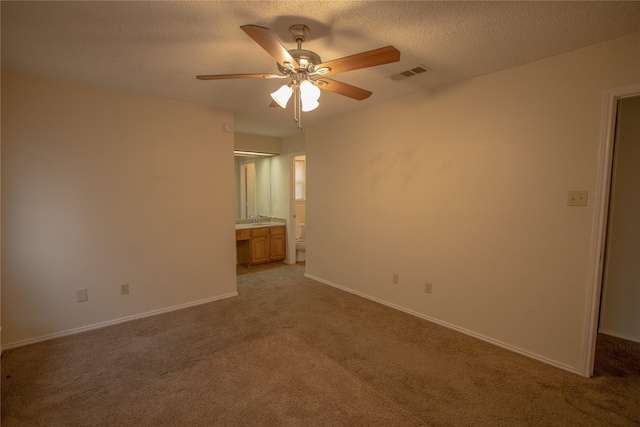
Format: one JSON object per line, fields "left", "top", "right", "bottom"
{"left": 236, "top": 225, "right": 286, "bottom": 266}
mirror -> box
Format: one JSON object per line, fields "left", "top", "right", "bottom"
{"left": 235, "top": 156, "right": 271, "bottom": 219}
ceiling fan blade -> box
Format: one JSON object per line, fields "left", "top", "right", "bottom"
{"left": 197, "top": 73, "right": 281, "bottom": 80}
{"left": 316, "top": 78, "right": 372, "bottom": 101}
{"left": 241, "top": 25, "right": 300, "bottom": 70}
{"left": 314, "top": 46, "right": 400, "bottom": 76}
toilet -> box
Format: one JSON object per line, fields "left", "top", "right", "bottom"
{"left": 295, "top": 222, "right": 306, "bottom": 262}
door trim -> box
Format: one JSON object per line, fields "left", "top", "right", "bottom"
{"left": 581, "top": 84, "right": 640, "bottom": 377}
{"left": 287, "top": 151, "right": 306, "bottom": 265}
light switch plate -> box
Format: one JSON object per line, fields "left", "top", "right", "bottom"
{"left": 567, "top": 191, "right": 588, "bottom": 207}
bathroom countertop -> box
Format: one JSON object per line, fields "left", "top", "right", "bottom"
{"left": 235, "top": 222, "right": 285, "bottom": 230}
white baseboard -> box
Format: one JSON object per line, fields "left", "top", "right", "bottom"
{"left": 598, "top": 328, "right": 640, "bottom": 344}
{"left": 2, "top": 292, "right": 238, "bottom": 351}
{"left": 304, "top": 273, "right": 580, "bottom": 376}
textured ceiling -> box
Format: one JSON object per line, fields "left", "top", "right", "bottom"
{"left": 2, "top": 1, "right": 640, "bottom": 137}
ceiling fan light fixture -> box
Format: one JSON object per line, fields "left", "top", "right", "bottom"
{"left": 300, "top": 80, "right": 321, "bottom": 112}
{"left": 301, "top": 99, "right": 319, "bottom": 112}
{"left": 271, "top": 84, "right": 293, "bottom": 108}
{"left": 300, "top": 80, "right": 320, "bottom": 98}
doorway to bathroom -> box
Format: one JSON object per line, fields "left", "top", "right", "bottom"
{"left": 291, "top": 153, "right": 306, "bottom": 265}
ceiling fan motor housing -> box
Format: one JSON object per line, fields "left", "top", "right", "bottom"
{"left": 277, "top": 49, "right": 322, "bottom": 74}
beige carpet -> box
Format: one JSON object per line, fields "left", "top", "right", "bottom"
{"left": 3, "top": 263, "right": 640, "bottom": 426}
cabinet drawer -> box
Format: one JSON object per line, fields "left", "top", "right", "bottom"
{"left": 270, "top": 226, "right": 285, "bottom": 235}
{"left": 236, "top": 229, "right": 250, "bottom": 241}
{"left": 251, "top": 227, "right": 270, "bottom": 238}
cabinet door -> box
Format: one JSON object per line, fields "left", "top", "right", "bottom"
{"left": 270, "top": 234, "right": 286, "bottom": 261}
{"left": 251, "top": 235, "right": 269, "bottom": 264}
{"left": 250, "top": 227, "right": 270, "bottom": 265}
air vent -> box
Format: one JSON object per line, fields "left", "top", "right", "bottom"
{"left": 391, "top": 65, "right": 431, "bottom": 81}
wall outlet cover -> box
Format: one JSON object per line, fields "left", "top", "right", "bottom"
{"left": 567, "top": 190, "right": 588, "bottom": 206}
{"left": 77, "top": 289, "right": 88, "bottom": 303}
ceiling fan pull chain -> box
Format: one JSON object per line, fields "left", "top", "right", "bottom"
{"left": 293, "top": 86, "right": 299, "bottom": 123}
{"left": 295, "top": 87, "right": 302, "bottom": 131}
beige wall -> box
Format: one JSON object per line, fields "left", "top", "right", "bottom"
{"left": 281, "top": 133, "right": 305, "bottom": 156}
{"left": 1, "top": 72, "right": 237, "bottom": 347}
{"left": 599, "top": 95, "right": 640, "bottom": 342}
{"left": 305, "top": 33, "right": 640, "bottom": 373}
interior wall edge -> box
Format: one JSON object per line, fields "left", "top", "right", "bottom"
{"left": 305, "top": 273, "right": 581, "bottom": 376}
{"left": 1, "top": 292, "right": 238, "bottom": 352}
{"left": 304, "top": 33, "right": 640, "bottom": 376}
{"left": 580, "top": 83, "right": 640, "bottom": 377}
{"left": 1, "top": 72, "right": 237, "bottom": 345}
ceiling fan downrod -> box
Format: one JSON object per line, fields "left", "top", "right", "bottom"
{"left": 289, "top": 24, "right": 309, "bottom": 48}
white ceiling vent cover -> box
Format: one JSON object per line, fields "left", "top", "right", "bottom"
{"left": 391, "top": 65, "right": 431, "bottom": 81}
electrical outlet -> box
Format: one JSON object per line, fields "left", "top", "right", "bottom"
{"left": 567, "top": 190, "right": 588, "bottom": 206}
{"left": 392, "top": 273, "right": 399, "bottom": 284}
{"left": 424, "top": 282, "right": 432, "bottom": 294}
{"left": 77, "top": 289, "right": 88, "bottom": 303}
{"left": 120, "top": 283, "right": 129, "bottom": 295}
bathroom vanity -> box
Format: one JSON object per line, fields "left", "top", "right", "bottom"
{"left": 236, "top": 222, "right": 286, "bottom": 267}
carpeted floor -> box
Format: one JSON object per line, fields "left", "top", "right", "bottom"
{"left": 2, "top": 263, "right": 639, "bottom": 426}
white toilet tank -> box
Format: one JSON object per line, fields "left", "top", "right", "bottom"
{"left": 295, "top": 222, "right": 306, "bottom": 262}
{"left": 295, "top": 222, "right": 306, "bottom": 240}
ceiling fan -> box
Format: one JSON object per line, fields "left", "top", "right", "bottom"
{"left": 197, "top": 24, "right": 401, "bottom": 130}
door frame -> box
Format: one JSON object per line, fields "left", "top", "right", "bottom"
{"left": 287, "top": 151, "right": 306, "bottom": 265}
{"left": 581, "top": 83, "right": 640, "bottom": 377}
